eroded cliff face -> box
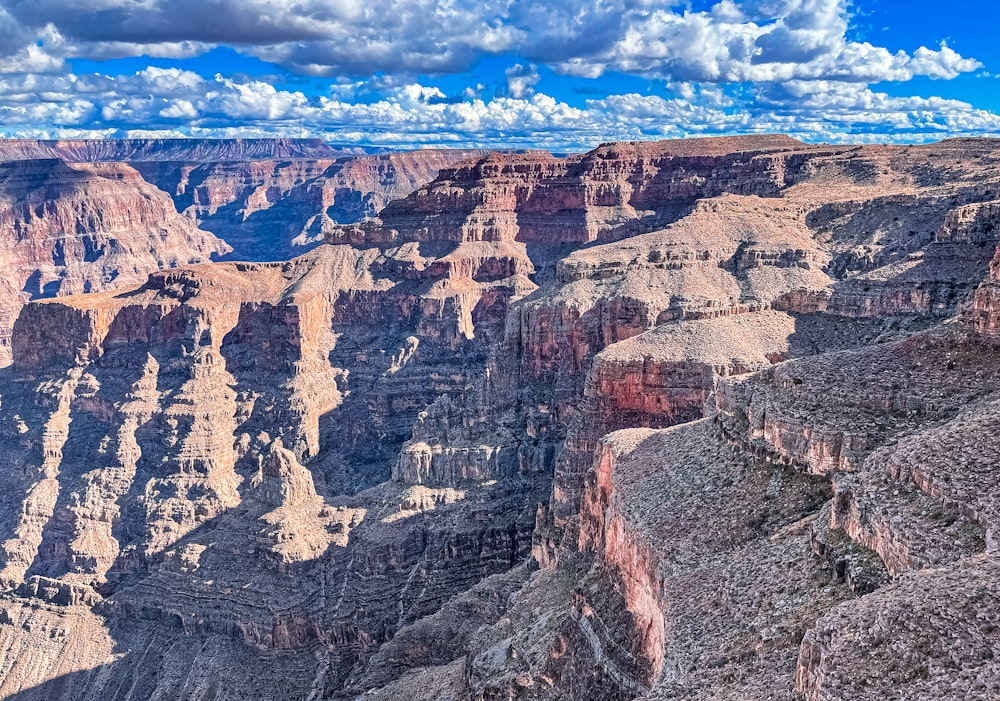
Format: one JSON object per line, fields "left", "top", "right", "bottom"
{"left": 0, "top": 143, "right": 489, "bottom": 369}
{"left": 136, "top": 149, "right": 486, "bottom": 260}
{"left": 3, "top": 136, "right": 1000, "bottom": 700}
{"left": 441, "top": 141, "right": 1000, "bottom": 700}
{"left": 0, "top": 158, "right": 230, "bottom": 367}
{"left": 365, "top": 138, "right": 1000, "bottom": 700}
{"left": 0, "top": 182, "right": 543, "bottom": 698}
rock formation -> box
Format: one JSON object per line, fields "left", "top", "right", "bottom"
{"left": 0, "top": 141, "right": 488, "bottom": 370}
{"left": 0, "top": 135, "right": 999, "bottom": 700}
{"left": 135, "top": 149, "right": 487, "bottom": 260}
{"left": 0, "top": 138, "right": 359, "bottom": 162}
{"left": 0, "top": 158, "right": 229, "bottom": 367}
{"left": 446, "top": 138, "right": 1000, "bottom": 700}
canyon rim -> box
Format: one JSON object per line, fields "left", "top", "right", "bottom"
{"left": 0, "top": 135, "right": 997, "bottom": 700}
{"left": 1, "top": 0, "right": 1000, "bottom": 699}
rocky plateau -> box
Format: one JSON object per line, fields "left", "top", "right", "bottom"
{"left": 0, "top": 135, "right": 998, "bottom": 700}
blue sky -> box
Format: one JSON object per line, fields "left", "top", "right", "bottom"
{"left": 0, "top": 0, "right": 996, "bottom": 149}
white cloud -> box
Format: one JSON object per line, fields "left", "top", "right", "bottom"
{"left": 565, "top": 0, "right": 981, "bottom": 85}
{"left": 712, "top": 0, "right": 745, "bottom": 23}
{"left": 0, "top": 68, "right": 997, "bottom": 149}
{"left": 158, "top": 99, "right": 198, "bottom": 119}
{"left": 0, "top": 43, "right": 63, "bottom": 73}
{"left": 503, "top": 63, "right": 540, "bottom": 99}
{"left": 0, "top": 0, "right": 982, "bottom": 86}
{"left": 0, "top": 18, "right": 64, "bottom": 73}
{"left": 205, "top": 77, "right": 309, "bottom": 120}
{"left": 132, "top": 67, "right": 205, "bottom": 94}
{"left": 0, "top": 0, "right": 993, "bottom": 147}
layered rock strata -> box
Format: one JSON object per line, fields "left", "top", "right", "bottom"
{"left": 368, "top": 137, "right": 1000, "bottom": 699}
{"left": 2, "top": 136, "right": 1000, "bottom": 699}
{"left": 0, "top": 141, "right": 485, "bottom": 371}
{"left": 0, "top": 138, "right": 358, "bottom": 162}
{"left": 0, "top": 158, "right": 229, "bottom": 366}
{"left": 136, "top": 149, "right": 486, "bottom": 260}
{"left": 0, "top": 194, "right": 542, "bottom": 698}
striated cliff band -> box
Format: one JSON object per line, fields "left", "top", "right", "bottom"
{"left": 0, "top": 135, "right": 998, "bottom": 700}
{"left": 0, "top": 140, "right": 484, "bottom": 367}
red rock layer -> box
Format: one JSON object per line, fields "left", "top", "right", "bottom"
{"left": 0, "top": 158, "right": 229, "bottom": 366}
{"left": 4, "top": 136, "right": 1000, "bottom": 700}
{"left": 397, "top": 138, "right": 1000, "bottom": 700}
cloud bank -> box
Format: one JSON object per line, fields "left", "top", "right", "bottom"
{"left": 0, "top": 0, "right": 994, "bottom": 147}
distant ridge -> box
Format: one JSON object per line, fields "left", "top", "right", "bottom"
{"left": 0, "top": 138, "right": 383, "bottom": 162}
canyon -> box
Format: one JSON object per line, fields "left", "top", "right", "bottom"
{"left": 0, "top": 135, "right": 998, "bottom": 700}
{"left": 0, "top": 139, "right": 478, "bottom": 367}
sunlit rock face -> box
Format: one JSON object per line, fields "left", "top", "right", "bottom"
{"left": 0, "top": 158, "right": 230, "bottom": 367}
{"left": 2, "top": 136, "right": 1000, "bottom": 700}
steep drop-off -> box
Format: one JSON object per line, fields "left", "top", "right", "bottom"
{"left": 1, "top": 136, "right": 1000, "bottom": 700}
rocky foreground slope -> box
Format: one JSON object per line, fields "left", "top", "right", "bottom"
{"left": 0, "top": 135, "right": 999, "bottom": 699}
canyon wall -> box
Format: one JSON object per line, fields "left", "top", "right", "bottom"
{"left": 448, "top": 139, "right": 1000, "bottom": 700}
{"left": 0, "top": 158, "right": 229, "bottom": 367}
{"left": 1, "top": 136, "right": 1000, "bottom": 699}
{"left": 135, "top": 149, "right": 486, "bottom": 260}
{"left": 0, "top": 141, "right": 487, "bottom": 370}
{"left": 373, "top": 137, "right": 1000, "bottom": 699}
{"left": 0, "top": 138, "right": 361, "bottom": 162}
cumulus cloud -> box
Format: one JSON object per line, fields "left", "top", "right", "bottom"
{"left": 562, "top": 0, "right": 981, "bottom": 84}
{"left": 0, "top": 67, "right": 997, "bottom": 149}
{"left": 0, "top": 42, "right": 63, "bottom": 73}
{"left": 158, "top": 99, "right": 198, "bottom": 119}
{"left": 503, "top": 64, "right": 540, "bottom": 99}
{"left": 0, "top": 0, "right": 982, "bottom": 85}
